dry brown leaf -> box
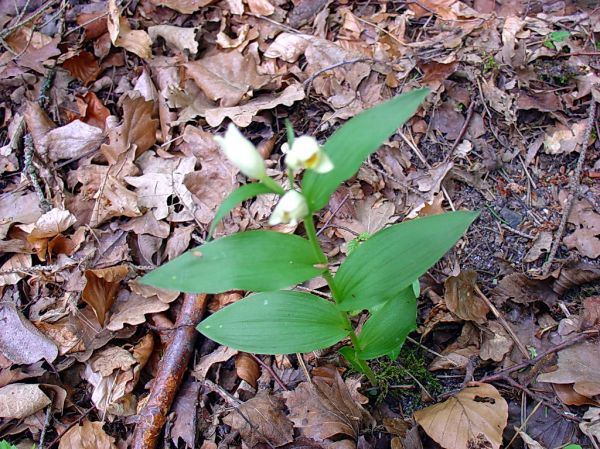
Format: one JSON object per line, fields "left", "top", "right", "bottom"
{"left": 180, "top": 125, "right": 238, "bottom": 224}
{"left": 0, "top": 253, "right": 32, "bottom": 286}
{"left": 148, "top": 0, "right": 214, "bottom": 14}
{"left": 26, "top": 208, "right": 76, "bottom": 260}
{"left": 0, "top": 303, "right": 58, "bottom": 364}
{"left": 82, "top": 265, "right": 130, "bottom": 326}
{"left": 121, "top": 211, "right": 170, "bottom": 238}
{"left": 164, "top": 225, "right": 194, "bottom": 260}
{"left": 58, "top": 420, "right": 117, "bottom": 449}
{"left": 62, "top": 51, "right": 102, "bottom": 85}
{"left": 224, "top": 391, "right": 294, "bottom": 447}
{"left": 429, "top": 323, "right": 479, "bottom": 371}
{"left": 193, "top": 346, "right": 238, "bottom": 379}
{"left": 235, "top": 352, "right": 261, "bottom": 389}
{"left": 444, "top": 271, "right": 489, "bottom": 324}
{"left": 44, "top": 120, "right": 104, "bottom": 162}
{"left": 184, "top": 50, "right": 270, "bottom": 107}
{"left": 264, "top": 32, "right": 310, "bottom": 62}
{"left": 581, "top": 296, "right": 600, "bottom": 331}
{"left": 285, "top": 366, "right": 373, "bottom": 442}
{"left": 517, "top": 430, "right": 545, "bottom": 449}
{"left": 523, "top": 231, "right": 552, "bottom": 263}
{"left": 0, "top": 383, "right": 51, "bottom": 419}
{"left": 171, "top": 379, "right": 201, "bottom": 448}
{"left": 580, "top": 407, "right": 600, "bottom": 446}
{"left": 414, "top": 382, "right": 508, "bottom": 449}
{"left": 125, "top": 151, "right": 197, "bottom": 221}
{"left": 101, "top": 95, "right": 157, "bottom": 164}
{"left": 334, "top": 196, "right": 395, "bottom": 244}
{"left": 75, "top": 92, "right": 111, "bottom": 129}
{"left": 107, "top": 0, "right": 151, "bottom": 59}
{"left": 0, "top": 190, "right": 43, "bottom": 238}
{"left": 203, "top": 83, "right": 306, "bottom": 127}
{"left": 563, "top": 195, "right": 600, "bottom": 259}
{"left": 247, "top": 0, "right": 275, "bottom": 16}
{"left": 106, "top": 290, "right": 171, "bottom": 331}
{"left": 553, "top": 383, "right": 600, "bottom": 407}
{"left": 480, "top": 321, "right": 512, "bottom": 362}
{"left": 543, "top": 121, "right": 587, "bottom": 155}
{"left": 493, "top": 273, "right": 558, "bottom": 306}
{"left": 148, "top": 25, "right": 199, "bottom": 55}
{"left": 34, "top": 319, "right": 86, "bottom": 356}
{"left": 537, "top": 341, "right": 600, "bottom": 398}
{"left": 129, "top": 281, "right": 179, "bottom": 303}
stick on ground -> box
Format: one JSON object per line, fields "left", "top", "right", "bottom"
{"left": 132, "top": 293, "right": 208, "bottom": 449}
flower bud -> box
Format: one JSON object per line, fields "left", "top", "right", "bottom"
{"left": 284, "top": 136, "right": 334, "bottom": 173}
{"left": 214, "top": 124, "right": 266, "bottom": 180}
{"left": 269, "top": 190, "right": 309, "bottom": 226}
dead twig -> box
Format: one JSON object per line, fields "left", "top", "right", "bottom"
{"left": 132, "top": 293, "right": 208, "bottom": 449}
{"left": 445, "top": 100, "right": 475, "bottom": 163}
{"left": 541, "top": 97, "right": 597, "bottom": 275}
{"left": 474, "top": 285, "right": 530, "bottom": 359}
{"left": 249, "top": 354, "right": 289, "bottom": 391}
{"left": 303, "top": 58, "right": 373, "bottom": 95}
{"left": 0, "top": 0, "right": 57, "bottom": 40}
{"left": 479, "top": 330, "right": 598, "bottom": 383}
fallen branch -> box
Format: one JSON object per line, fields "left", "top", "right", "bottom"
{"left": 479, "top": 330, "right": 598, "bottom": 383}
{"left": 132, "top": 293, "right": 208, "bottom": 449}
{"left": 542, "top": 97, "right": 597, "bottom": 275}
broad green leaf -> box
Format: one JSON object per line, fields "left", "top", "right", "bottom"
{"left": 198, "top": 291, "right": 350, "bottom": 354}
{"left": 302, "top": 89, "right": 430, "bottom": 212}
{"left": 141, "top": 231, "right": 324, "bottom": 293}
{"left": 209, "top": 183, "right": 273, "bottom": 236}
{"left": 356, "top": 288, "right": 416, "bottom": 360}
{"left": 335, "top": 211, "right": 478, "bottom": 311}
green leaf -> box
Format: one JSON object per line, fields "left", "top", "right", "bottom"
{"left": 209, "top": 183, "right": 276, "bottom": 237}
{"left": 198, "top": 291, "right": 350, "bottom": 354}
{"left": 335, "top": 211, "right": 478, "bottom": 311}
{"left": 302, "top": 88, "right": 430, "bottom": 212}
{"left": 356, "top": 287, "right": 416, "bottom": 360}
{"left": 0, "top": 441, "right": 17, "bottom": 449}
{"left": 549, "top": 30, "right": 570, "bottom": 42}
{"left": 142, "top": 231, "right": 324, "bottom": 293}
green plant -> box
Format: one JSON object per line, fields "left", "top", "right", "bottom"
{"left": 142, "top": 89, "right": 478, "bottom": 384}
{"left": 543, "top": 30, "right": 571, "bottom": 50}
{"left": 482, "top": 52, "right": 498, "bottom": 74}
{"left": 0, "top": 440, "right": 18, "bottom": 449}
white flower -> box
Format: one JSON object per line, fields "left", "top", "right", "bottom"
{"left": 284, "top": 136, "right": 334, "bottom": 173}
{"left": 269, "top": 190, "right": 309, "bottom": 226}
{"left": 214, "top": 124, "right": 266, "bottom": 180}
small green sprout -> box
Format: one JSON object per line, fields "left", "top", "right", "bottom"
{"left": 543, "top": 31, "right": 571, "bottom": 50}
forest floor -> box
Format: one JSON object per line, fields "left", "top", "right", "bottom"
{"left": 0, "top": 0, "right": 599, "bottom": 448}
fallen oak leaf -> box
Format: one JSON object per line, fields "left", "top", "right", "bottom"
{"left": 107, "top": 0, "right": 152, "bottom": 59}
{"left": 223, "top": 391, "right": 294, "bottom": 447}
{"left": 148, "top": 25, "right": 199, "bottom": 55}
{"left": 537, "top": 341, "right": 600, "bottom": 397}
{"left": 284, "top": 366, "right": 374, "bottom": 443}
{"left": 82, "top": 265, "right": 130, "bottom": 326}
{"left": 0, "top": 383, "right": 51, "bottom": 419}
{"left": 58, "top": 420, "right": 117, "bottom": 449}
{"left": 203, "top": 83, "right": 306, "bottom": 127}
{"left": 414, "top": 382, "right": 508, "bottom": 449}
{"left": 444, "top": 270, "right": 489, "bottom": 324}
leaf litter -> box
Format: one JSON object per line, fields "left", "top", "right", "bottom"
{"left": 0, "top": 0, "right": 599, "bottom": 448}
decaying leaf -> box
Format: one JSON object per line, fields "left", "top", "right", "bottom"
{"left": 184, "top": 50, "right": 270, "bottom": 107}
{"left": 480, "top": 321, "right": 513, "bottom": 362}
{"left": 235, "top": 352, "right": 261, "bottom": 389}
{"left": 193, "top": 346, "right": 238, "bottom": 379}
{"left": 58, "top": 420, "right": 117, "bottom": 449}
{"left": 444, "top": 270, "right": 489, "bottom": 324}
{"left": 0, "top": 303, "right": 58, "bottom": 364}
{"left": 580, "top": 407, "right": 600, "bottom": 446}
{"left": 563, "top": 195, "right": 600, "bottom": 259}
{"left": 148, "top": 25, "right": 199, "bottom": 55}
{"left": 0, "top": 383, "right": 51, "bottom": 419}
{"left": 285, "top": 366, "right": 374, "bottom": 443}
{"left": 537, "top": 341, "right": 600, "bottom": 398}
{"left": 414, "top": 382, "right": 508, "bottom": 449}
{"left": 223, "top": 391, "right": 294, "bottom": 447}
{"left": 106, "top": 290, "right": 173, "bottom": 331}
{"left": 82, "top": 265, "right": 130, "bottom": 326}
{"left": 523, "top": 231, "right": 552, "bottom": 263}
{"left": 107, "top": 0, "right": 151, "bottom": 59}
{"left": 203, "top": 83, "right": 306, "bottom": 127}
{"left": 148, "top": 0, "right": 214, "bottom": 14}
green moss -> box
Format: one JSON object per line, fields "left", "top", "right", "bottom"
{"left": 482, "top": 52, "right": 498, "bottom": 74}
{"left": 370, "top": 346, "right": 442, "bottom": 412}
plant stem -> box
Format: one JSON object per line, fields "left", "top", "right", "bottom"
{"left": 303, "top": 214, "right": 378, "bottom": 386}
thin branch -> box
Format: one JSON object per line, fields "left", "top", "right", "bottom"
{"left": 542, "top": 97, "right": 597, "bottom": 275}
